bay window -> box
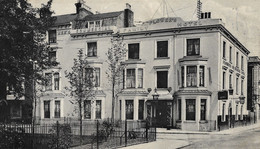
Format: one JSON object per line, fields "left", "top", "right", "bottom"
{"left": 186, "top": 99, "right": 196, "bottom": 120}
{"left": 45, "top": 73, "right": 52, "bottom": 91}
{"left": 187, "top": 39, "right": 200, "bottom": 56}
{"left": 54, "top": 73, "right": 59, "bottom": 90}
{"left": 54, "top": 101, "right": 60, "bottom": 118}
{"left": 199, "top": 66, "right": 204, "bottom": 86}
{"left": 126, "top": 100, "right": 134, "bottom": 120}
{"left": 200, "top": 99, "right": 206, "bottom": 120}
{"left": 126, "top": 69, "right": 135, "bottom": 88}
{"left": 44, "top": 101, "right": 50, "bottom": 118}
{"left": 85, "top": 68, "right": 100, "bottom": 87}
{"left": 96, "top": 100, "right": 101, "bottom": 119}
{"left": 181, "top": 67, "right": 184, "bottom": 87}
{"left": 138, "top": 69, "right": 143, "bottom": 88}
{"left": 84, "top": 100, "right": 91, "bottom": 119}
{"left": 187, "top": 66, "right": 197, "bottom": 87}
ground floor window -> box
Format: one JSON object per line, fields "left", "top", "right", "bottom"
{"left": 126, "top": 100, "right": 134, "bottom": 120}
{"left": 54, "top": 101, "right": 60, "bottom": 118}
{"left": 178, "top": 99, "right": 181, "bottom": 120}
{"left": 221, "top": 103, "right": 226, "bottom": 122}
{"left": 44, "top": 101, "right": 50, "bottom": 118}
{"left": 10, "top": 103, "right": 22, "bottom": 119}
{"left": 240, "top": 105, "right": 243, "bottom": 120}
{"left": 84, "top": 100, "right": 91, "bottom": 119}
{"left": 138, "top": 100, "right": 144, "bottom": 120}
{"left": 200, "top": 99, "right": 206, "bottom": 120}
{"left": 96, "top": 100, "right": 101, "bottom": 119}
{"left": 186, "top": 99, "right": 195, "bottom": 120}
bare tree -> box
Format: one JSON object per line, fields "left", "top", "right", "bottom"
{"left": 106, "top": 36, "right": 127, "bottom": 122}
{"left": 65, "top": 49, "right": 96, "bottom": 145}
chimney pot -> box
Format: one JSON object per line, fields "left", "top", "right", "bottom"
{"left": 126, "top": 3, "right": 131, "bottom": 10}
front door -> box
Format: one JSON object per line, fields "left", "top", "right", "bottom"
{"left": 156, "top": 101, "right": 172, "bottom": 128}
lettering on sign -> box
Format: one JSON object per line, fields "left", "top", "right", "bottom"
{"left": 144, "top": 17, "right": 177, "bottom": 25}
{"left": 74, "top": 26, "right": 113, "bottom": 34}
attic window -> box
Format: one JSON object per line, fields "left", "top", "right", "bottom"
{"left": 95, "top": 21, "right": 100, "bottom": 27}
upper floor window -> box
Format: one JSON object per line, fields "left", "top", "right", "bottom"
{"left": 126, "top": 69, "right": 135, "bottom": 88}
{"left": 201, "top": 99, "right": 206, "bottom": 121}
{"left": 95, "top": 21, "right": 100, "bottom": 27}
{"left": 241, "top": 79, "right": 244, "bottom": 95}
{"left": 45, "top": 73, "right": 52, "bottom": 91}
{"left": 223, "top": 71, "right": 226, "bottom": 90}
{"left": 241, "top": 56, "right": 244, "bottom": 70}
{"left": 187, "top": 66, "right": 197, "bottom": 87}
{"left": 89, "top": 21, "right": 94, "bottom": 28}
{"left": 236, "top": 77, "right": 239, "bottom": 94}
{"left": 137, "top": 69, "right": 143, "bottom": 88}
{"left": 157, "top": 41, "right": 168, "bottom": 58}
{"left": 187, "top": 39, "right": 200, "bottom": 56}
{"left": 85, "top": 68, "right": 100, "bottom": 87}
{"left": 236, "top": 52, "right": 239, "bottom": 67}
{"left": 229, "top": 46, "right": 232, "bottom": 62}
{"left": 54, "top": 73, "right": 60, "bottom": 90}
{"left": 87, "top": 42, "right": 97, "bottom": 57}
{"left": 48, "top": 30, "right": 56, "bottom": 43}
{"left": 49, "top": 51, "right": 56, "bottom": 62}
{"left": 199, "top": 66, "right": 204, "bottom": 87}
{"left": 157, "top": 71, "right": 168, "bottom": 88}
{"left": 229, "top": 74, "right": 232, "bottom": 89}
{"left": 223, "top": 41, "right": 226, "bottom": 58}
{"left": 181, "top": 67, "right": 184, "bottom": 87}
{"left": 128, "top": 43, "right": 139, "bottom": 59}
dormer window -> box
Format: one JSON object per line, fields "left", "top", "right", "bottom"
{"left": 187, "top": 39, "right": 200, "bottom": 56}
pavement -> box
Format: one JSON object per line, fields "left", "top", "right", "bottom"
{"left": 120, "top": 123, "right": 260, "bottom": 149}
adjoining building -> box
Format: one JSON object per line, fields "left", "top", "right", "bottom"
{"left": 35, "top": 1, "right": 251, "bottom": 131}
{"left": 247, "top": 56, "right": 260, "bottom": 123}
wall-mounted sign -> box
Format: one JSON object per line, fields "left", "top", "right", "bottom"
{"left": 218, "top": 90, "right": 228, "bottom": 100}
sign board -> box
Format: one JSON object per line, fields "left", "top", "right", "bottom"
{"left": 218, "top": 91, "right": 228, "bottom": 100}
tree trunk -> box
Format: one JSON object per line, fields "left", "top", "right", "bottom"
{"left": 111, "top": 82, "right": 115, "bottom": 123}
{"left": 79, "top": 100, "right": 82, "bottom": 145}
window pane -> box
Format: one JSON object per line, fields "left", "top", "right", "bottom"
{"left": 222, "top": 103, "right": 225, "bottom": 122}
{"left": 128, "top": 43, "right": 139, "bottom": 59}
{"left": 200, "top": 99, "right": 206, "bottom": 120}
{"left": 94, "top": 68, "right": 100, "bottom": 87}
{"left": 89, "top": 21, "right": 94, "bottom": 28}
{"left": 96, "top": 100, "right": 101, "bottom": 119}
{"left": 187, "top": 39, "right": 200, "bottom": 56}
{"left": 199, "top": 66, "right": 204, "bottom": 87}
{"left": 44, "top": 101, "right": 50, "bottom": 118}
{"left": 84, "top": 100, "right": 91, "bottom": 119}
{"left": 229, "top": 46, "right": 232, "bottom": 62}
{"left": 138, "top": 69, "right": 143, "bottom": 88}
{"left": 138, "top": 100, "right": 144, "bottom": 120}
{"left": 126, "top": 100, "right": 134, "bottom": 120}
{"left": 157, "top": 71, "right": 168, "bottom": 88}
{"left": 54, "top": 73, "right": 59, "bottom": 90}
{"left": 223, "top": 71, "right": 226, "bottom": 89}
{"left": 229, "top": 74, "right": 232, "bottom": 89}
{"left": 241, "top": 80, "right": 243, "bottom": 95}
{"left": 95, "top": 21, "right": 100, "bottom": 27}
{"left": 236, "top": 78, "right": 238, "bottom": 94}
{"left": 45, "top": 73, "right": 52, "bottom": 91}
{"left": 54, "top": 101, "right": 60, "bottom": 118}
{"left": 236, "top": 52, "right": 239, "bottom": 67}
{"left": 157, "top": 41, "right": 168, "bottom": 57}
{"left": 49, "top": 51, "right": 56, "bottom": 62}
{"left": 187, "top": 66, "right": 197, "bottom": 87}
{"left": 126, "top": 69, "right": 135, "bottom": 88}
{"left": 186, "top": 99, "right": 195, "bottom": 120}
{"left": 87, "top": 42, "right": 97, "bottom": 57}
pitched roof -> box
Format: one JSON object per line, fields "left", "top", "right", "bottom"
{"left": 54, "top": 13, "right": 78, "bottom": 26}
{"left": 81, "top": 11, "right": 123, "bottom": 21}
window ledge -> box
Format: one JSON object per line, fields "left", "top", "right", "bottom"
{"left": 154, "top": 57, "right": 170, "bottom": 60}
{"left": 183, "top": 120, "right": 196, "bottom": 123}
{"left": 199, "top": 120, "right": 208, "bottom": 123}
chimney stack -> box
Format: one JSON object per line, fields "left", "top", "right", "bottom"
{"left": 75, "top": 2, "right": 82, "bottom": 14}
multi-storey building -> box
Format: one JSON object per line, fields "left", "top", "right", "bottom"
{"left": 36, "top": 2, "right": 250, "bottom": 131}
{"left": 247, "top": 56, "right": 260, "bottom": 123}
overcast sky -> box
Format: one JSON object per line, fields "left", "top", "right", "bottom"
{"left": 29, "top": 0, "right": 259, "bottom": 57}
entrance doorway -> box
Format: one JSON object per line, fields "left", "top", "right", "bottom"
{"left": 155, "top": 101, "right": 172, "bottom": 128}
